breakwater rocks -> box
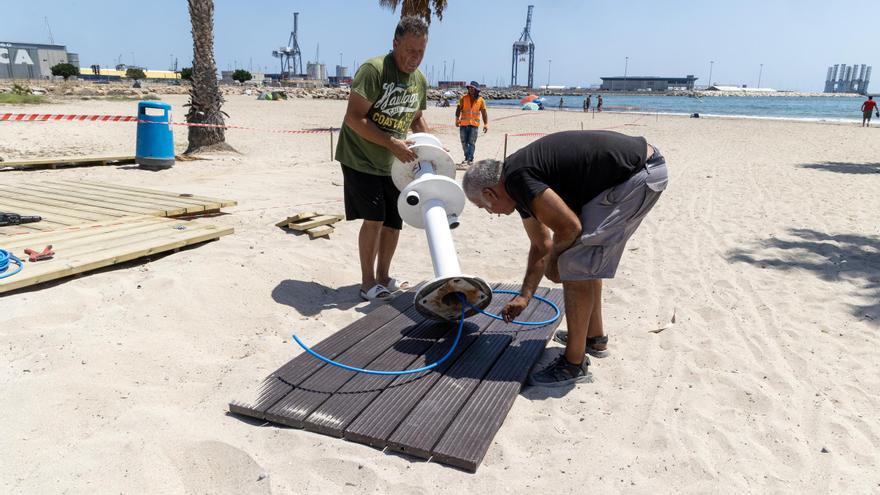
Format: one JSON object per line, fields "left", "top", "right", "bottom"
{"left": 0, "top": 82, "right": 865, "bottom": 101}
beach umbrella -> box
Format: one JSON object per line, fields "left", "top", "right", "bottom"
{"left": 520, "top": 94, "right": 539, "bottom": 104}
{"left": 521, "top": 102, "right": 539, "bottom": 111}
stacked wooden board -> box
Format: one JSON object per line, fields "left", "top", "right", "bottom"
{"left": 276, "top": 212, "right": 343, "bottom": 239}
{"left": 230, "top": 284, "right": 565, "bottom": 472}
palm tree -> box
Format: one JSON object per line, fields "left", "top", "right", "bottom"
{"left": 378, "top": 0, "right": 448, "bottom": 23}
{"left": 185, "top": 0, "right": 234, "bottom": 154}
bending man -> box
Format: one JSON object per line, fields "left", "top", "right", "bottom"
{"left": 462, "top": 130, "right": 668, "bottom": 387}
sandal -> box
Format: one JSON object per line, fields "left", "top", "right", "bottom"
{"left": 360, "top": 284, "right": 392, "bottom": 301}
{"left": 383, "top": 278, "right": 410, "bottom": 292}
{"left": 552, "top": 330, "right": 610, "bottom": 358}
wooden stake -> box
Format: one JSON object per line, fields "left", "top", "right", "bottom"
{"left": 329, "top": 127, "right": 335, "bottom": 161}
{"left": 503, "top": 133, "right": 508, "bottom": 159}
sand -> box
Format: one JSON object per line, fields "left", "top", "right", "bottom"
{"left": 1, "top": 95, "right": 878, "bottom": 493}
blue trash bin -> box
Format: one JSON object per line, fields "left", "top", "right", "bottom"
{"left": 136, "top": 101, "right": 174, "bottom": 170}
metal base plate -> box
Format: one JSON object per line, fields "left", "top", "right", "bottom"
{"left": 414, "top": 275, "right": 493, "bottom": 321}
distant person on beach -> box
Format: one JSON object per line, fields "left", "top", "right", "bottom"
{"left": 335, "top": 16, "right": 429, "bottom": 301}
{"left": 597, "top": 94, "right": 603, "bottom": 112}
{"left": 455, "top": 80, "right": 488, "bottom": 168}
{"left": 583, "top": 94, "right": 591, "bottom": 112}
{"left": 861, "top": 96, "right": 877, "bottom": 127}
{"left": 559, "top": 97, "right": 564, "bottom": 109}
{"left": 462, "top": 130, "right": 668, "bottom": 387}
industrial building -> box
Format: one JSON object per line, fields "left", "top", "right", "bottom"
{"left": 824, "top": 64, "right": 871, "bottom": 94}
{"left": 1, "top": 41, "right": 78, "bottom": 79}
{"left": 600, "top": 75, "right": 698, "bottom": 92}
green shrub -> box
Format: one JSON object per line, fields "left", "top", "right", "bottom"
{"left": 232, "top": 69, "right": 252, "bottom": 83}
{"left": 180, "top": 67, "right": 193, "bottom": 81}
{"left": 51, "top": 63, "right": 80, "bottom": 80}
{"left": 126, "top": 68, "right": 147, "bottom": 80}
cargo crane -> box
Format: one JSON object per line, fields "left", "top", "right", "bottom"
{"left": 511, "top": 5, "right": 535, "bottom": 88}
{"left": 273, "top": 12, "right": 304, "bottom": 79}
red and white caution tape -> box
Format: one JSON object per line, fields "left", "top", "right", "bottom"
{"left": 0, "top": 112, "right": 136, "bottom": 122}
{"left": 0, "top": 112, "right": 336, "bottom": 134}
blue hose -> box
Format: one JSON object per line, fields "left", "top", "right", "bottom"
{"left": 0, "top": 249, "right": 23, "bottom": 280}
{"left": 292, "top": 289, "right": 561, "bottom": 376}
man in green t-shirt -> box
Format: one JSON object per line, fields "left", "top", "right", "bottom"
{"left": 335, "top": 16, "right": 430, "bottom": 301}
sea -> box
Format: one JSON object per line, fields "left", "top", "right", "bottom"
{"left": 488, "top": 95, "right": 871, "bottom": 123}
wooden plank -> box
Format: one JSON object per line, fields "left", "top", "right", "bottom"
{"left": 18, "top": 182, "right": 199, "bottom": 214}
{"left": 288, "top": 215, "right": 342, "bottom": 231}
{"left": 382, "top": 288, "right": 554, "bottom": 460}
{"left": 0, "top": 184, "right": 168, "bottom": 216}
{"left": 0, "top": 216, "right": 155, "bottom": 242}
{"left": 48, "top": 180, "right": 223, "bottom": 210}
{"left": 0, "top": 196, "right": 109, "bottom": 224}
{"left": 275, "top": 212, "right": 317, "bottom": 227}
{"left": 0, "top": 218, "right": 232, "bottom": 293}
{"left": 0, "top": 186, "right": 142, "bottom": 219}
{"left": 0, "top": 156, "right": 135, "bottom": 171}
{"left": 430, "top": 288, "right": 565, "bottom": 472}
{"left": 229, "top": 287, "right": 421, "bottom": 420}
{"left": 306, "top": 225, "right": 333, "bottom": 239}
{"left": 342, "top": 283, "right": 520, "bottom": 449}
{"left": 71, "top": 180, "right": 238, "bottom": 208}
{"left": 1, "top": 217, "right": 174, "bottom": 255}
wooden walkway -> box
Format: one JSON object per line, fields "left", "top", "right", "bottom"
{"left": 230, "top": 283, "right": 564, "bottom": 472}
{"left": 0, "top": 180, "right": 236, "bottom": 237}
{"left": 0, "top": 216, "right": 233, "bottom": 294}
{"left": 0, "top": 155, "right": 135, "bottom": 171}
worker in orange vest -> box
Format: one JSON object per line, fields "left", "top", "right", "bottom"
{"left": 455, "top": 80, "right": 489, "bottom": 168}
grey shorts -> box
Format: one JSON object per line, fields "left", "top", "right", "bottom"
{"left": 558, "top": 149, "right": 668, "bottom": 280}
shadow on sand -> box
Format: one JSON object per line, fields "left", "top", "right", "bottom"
{"left": 800, "top": 161, "right": 880, "bottom": 175}
{"left": 727, "top": 228, "right": 880, "bottom": 323}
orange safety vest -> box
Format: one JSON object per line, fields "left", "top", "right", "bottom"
{"left": 457, "top": 94, "right": 484, "bottom": 127}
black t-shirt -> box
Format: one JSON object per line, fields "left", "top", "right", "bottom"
{"left": 502, "top": 130, "right": 647, "bottom": 218}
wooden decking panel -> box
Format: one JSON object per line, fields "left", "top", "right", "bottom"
{"left": 430, "top": 288, "right": 566, "bottom": 471}
{"left": 0, "top": 155, "right": 135, "bottom": 171}
{"left": 0, "top": 216, "right": 233, "bottom": 293}
{"left": 230, "top": 284, "right": 564, "bottom": 472}
{"left": 229, "top": 292, "right": 420, "bottom": 420}
{"left": 0, "top": 180, "right": 236, "bottom": 237}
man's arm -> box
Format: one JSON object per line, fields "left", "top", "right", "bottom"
{"left": 343, "top": 92, "right": 417, "bottom": 162}
{"left": 454, "top": 100, "right": 462, "bottom": 127}
{"left": 480, "top": 107, "right": 489, "bottom": 133}
{"left": 530, "top": 188, "right": 582, "bottom": 283}
{"left": 410, "top": 109, "right": 429, "bottom": 133}
{"left": 500, "top": 217, "right": 551, "bottom": 322}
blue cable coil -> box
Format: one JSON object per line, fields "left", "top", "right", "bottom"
{"left": 292, "top": 289, "right": 561, "bottom": 376}
{"left": 0, "top": 249, "right": 23, "bottom": 280}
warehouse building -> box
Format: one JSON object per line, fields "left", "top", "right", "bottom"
{"left": 0, "top": 41, "right": 78, "bottom": 80}
{"left": 600, "top": 75, "right": 697, "bottom": 92}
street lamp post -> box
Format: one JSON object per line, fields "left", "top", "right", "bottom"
{"left": 708, "top": 60, "right": 715, "bottom": 89}
{"left": 547, "top": 59, "right": 552, "bottom": 90}
{"left": 758, "top": 63, "right": 764, "bottom": 88}
{"left": 623, "top": 56, "right": 629, "bottom": 92}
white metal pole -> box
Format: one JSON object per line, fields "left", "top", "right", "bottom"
{"left": 423, "top": 198, "right": 461, "bottom": 278}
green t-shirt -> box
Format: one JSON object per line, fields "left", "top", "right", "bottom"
{"left": 335, "top": 53, "right": 428, "bottom": 176}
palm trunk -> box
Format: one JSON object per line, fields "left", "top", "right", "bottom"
{"left": 185, "top": 0, "right": 234, "bottom": 154}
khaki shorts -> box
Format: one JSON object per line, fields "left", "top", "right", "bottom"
{"left": 558, "top": 149, "right": 668, "bottom": 280}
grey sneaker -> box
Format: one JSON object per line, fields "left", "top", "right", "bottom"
{"left": 528, "top": 355, "right": 592, "bottom": 387}
{"left": 552, "top": 330, "right": 610, "bottom": 358}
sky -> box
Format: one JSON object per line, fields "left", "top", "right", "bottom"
{"left": 5, "top": 0, "right": 876, "bottom": 92}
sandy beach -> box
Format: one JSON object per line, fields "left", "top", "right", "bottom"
{"left": 1, "top": 95, "right": 878, "bottom": 493}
